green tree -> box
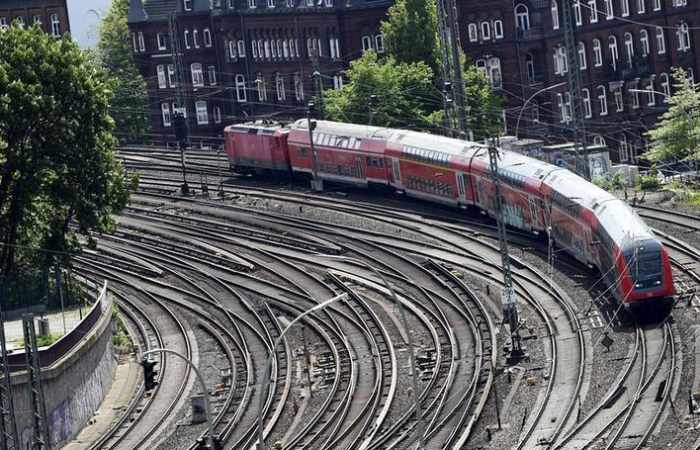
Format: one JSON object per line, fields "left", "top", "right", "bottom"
{"left": 0, "top": 25, "right": 135, "bottom": 278}
{"left": 97, "top": 0, "right": 149, "bottom": 142}
{"left": 646, "top": 67, "right": 700, "bottom": 164}
{"left": 324, "top": 52, "right": 439, "bottom": 129}
{"left": 380, "top": 0, "right": 439, "bottom": 73}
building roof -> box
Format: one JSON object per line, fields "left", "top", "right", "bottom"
{"left": 128, "top": 0, "right": 211, "bottom": 23}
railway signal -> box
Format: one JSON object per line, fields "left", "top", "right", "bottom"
{"left": 173, "top": 112, "right": 190, "bottom": 195}
{"left": 141, "top": 356, "right": 157, "bottom": 391}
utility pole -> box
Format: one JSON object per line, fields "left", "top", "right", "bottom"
{"left": 0, "top": 313, "right": 19, "bottom": 450}
{"left": 436, "top": 0, "right": 468, "bottom": 137}
{"left": 561, "top": 0, "right": 590, "bottom": 180}
{"left": 487, "top": 139, "right": 525, "bottom": 364}
{"left": 169, "top": 14, "right": 190, "bottom": 194}
{"left": 307, "top": 102, "right": 323, "bottom": 192}
{"left": 310, "top": 47, "right": 324, "bottom": 120}
{"left": 368, "top": 95, "right": 378, "bottom": 126}
{"left": 23, "top": 316, "right": 49, "bottom": 450}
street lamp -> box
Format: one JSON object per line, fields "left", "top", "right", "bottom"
{"left": 514, "top": 82, "right": 567, "bottom": 139}
{"left": 142, "top": 348, "right": 215, "bottom": 449}
{"left": 256, "top": 292, "right": 349, "bottom": 450}
{"left": 319, "top": 254, "right": 426, "bottom": 450}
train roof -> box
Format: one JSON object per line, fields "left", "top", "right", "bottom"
{"left": 225, "top": 121, "right": 285, "bottom": 135}
{"left": 388, "top": 129, "right": 485, "bottom": 158}
{"left": 291, "top": 119, "right": 394, "bottom": 140}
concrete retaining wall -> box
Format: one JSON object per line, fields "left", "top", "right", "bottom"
{"left": 9, "top": 282, "right": 115, "bottom": 449}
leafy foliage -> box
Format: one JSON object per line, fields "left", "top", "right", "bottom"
{"left": 97, "top": 0, "right": 149, "bottom": 142}
{"left": 324, "top": 52, "right": 438, "bottom": 129}
{"left": 639, "top": 175, "right": 661, "bottom": 191}
{"left": 646, "top": 68, "right": 700, "bottom": 164}
{"left": 593, "top": 172, "right": 625, "bottom": 191}
{"left": 0, "top": 25, "right": 136, "bottom": 280}
{"left": 380, "top": 0, "right": 439, "bottom": 73}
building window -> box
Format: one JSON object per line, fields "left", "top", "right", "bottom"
{"left": 375, "top": 35, "right": 384, "bottom": 53}
{"left": 184, "top": 0, "right": 193, "bottom": 10}
{"left": 195, "top": 101, "right": 208, "bottom": 125}
{"left": 264, "top": 39, "right": 271, "bottom": 59}
{"left": 14, "top": 17, "right": 24, "bottom": 29}
{"left": 619, "top": 134, "right": 629, "bottom": 162}
{"left": 598, "top": 85, "right": 608, "bottom": 115}
{"left": 214, "top": 106, "right": 222, "bottom": 123}
{"left": 630, "top": 81, "right": 640, "bottom": 109}
{"left": 478, "top": 22, "right": 490, "bottom": 40}
{"left": 582, "top": 88, "right": 592, "bottom": 118}
{"left": 333, "top": 74, "right": 344, "bottom": 89}
{"left": 578, "top": 42, "right": 587, "bottom": 70}
{"left": 593, "top": 38, "right": 602, "bottom": 66}
{"left": 637, "top": 0, "right": 645, "bottom": 13}
{"left": 249, "top": 0, "right": 256, "bottom": 8}
{"left": 276, "top": 73, "right": 286, "bottom": 101}
{"left": 554, "top": 46, "right": 568, "bottom": 75}
{"left": 235, "top": 74, "right": 247, "bottom": 102}
{"left": 325, "top": 0, "right": 333, "bottom": 6}
{"left": 0, "top": 18, "right": 7, "bottom": 31}
{"left": 624, "top": 32, "right": 634, "bottom": 67}
{"left": 588, "top": 0, "right": 598, "bottom": 23}
{"left": 515, "top": 4, "right": 530, "bottom": 31}
{"left": 271, "top": 39, "right": 278, "bottom": 58}
{"left": 184, "top": 30, "right": 191, "bottom": 49}
{"left": 294, "top": 73, "right": 304, "bottom": 101}
{"left": 593, "top": 135, "right": 606, "bottom": 146}
{"left": 494, "top": 20, "right": 504, "bottom": 39}
{"left": 162, "top": 103, "right": 172, "bottom": 127}
{"left": 605, "top": 0, "right": 613, "bottom": 19}
{"left": 284, "top": 39, "right": 291, "bottom": 58}
{"left": 191, "top": 63, "right": 204, "bottom": 87}
{"left": 137, "top": 32, "right": 145, "bottom": 52}
{"left": 238, "top": 40, "right": 246, "bottom": 57}
{"left": 646, "top": 76, "right": 656, "bottom": 105}
{"left": 656, "top": 27, "right": 665, "bottom": 54}
{"left": 50, "top": 14, "right": 60, "bottom": 36}
{"left": 168, "top": 64, "right": 176, "bottom": 87}
{"left": 558, "top": 92, "right": 572, "bottom": 123}
{"left": 653, "top": 0, "right": 661, "bottom": 10}
{"left": 551, "top": 1, "right": 559, "bottom": 30}
{"left": 228, "top": 40, "right": 237, "bottom": 60}
{"left": 621, "top": 0, "right": 629, "bottom": 16}
{"left": 614, "top": 87, "right": 624, "bottom": 111}
{"left": 131, "top": 33, "right": 138, "bottom": 52}
{"left": 526, "top": 53, "right": 536, "bottom": 82}
{"left": 660, "top": 72, "right": 670, "bottom": 101}
{"left": 172, "top": 103, "right": 186, "bottom": 118}
{"left": 157, "top": 33, "right": 167, "bottom": 50}
{"left": 478, "top": 57, "right": 502, "bottom": 88}
{"left": 193, "top": 29, "right": 200, "bottom": 48}
{"left": 256, "top": 74, "right": 267, "bottom": 101}
{"left": 678, "top": 23, "right": 691, "bottom": 52}
{"left": 609, "top": 35, "right": 618, "bottom": 71}
{"left": 203, "top": 29, "right": 212, "bottom": 47}
{"left": 268, "top": 0, "right": 275, "bottom": 7}
{"left": 468, "top": 23, "right": 478, "bottom": 42}
{"left": 32, "top": 15, "right": 41, "bottom": 26}
{"left": 640, "top": 29, "right": 649, "bottom": 56}
{"left": 157, "top": 65, "right": 167, "bottom": 88}
{"left": 574, "top": 1, "right": 582, "bottom": 26}
{"left": 361, "top": 35, "right": 372, "bottom": 52}
{"left": 208, "top": 65, "right": 217, "bottom": 85}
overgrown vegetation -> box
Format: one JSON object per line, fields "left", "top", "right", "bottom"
{"left": 0, "top": 25, "right": 136, "bottom": 308}
{"left": 112, "top": 305, "right": 133, "bottom": 352}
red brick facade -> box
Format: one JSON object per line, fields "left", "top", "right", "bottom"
{"left": 0, "top": 0, "right": 70, "bottom": 37}
{"left": 129, "top": 0, "right": 699, "bottom": 162}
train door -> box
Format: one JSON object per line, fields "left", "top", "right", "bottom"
{"left": 355, "top": 156, "right": 365, "bottom": 179}
{"left": 392, "top": 159, "right": 403, "bottom": 188}
{"left": 457, "top": 172, "right": 467, "bottom": 204}
{"left": 528, "top": 196, "right": 544, "bottom": 231}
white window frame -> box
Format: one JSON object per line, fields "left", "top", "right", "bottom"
{"left": 168, "top": 64, "right": 176, "bottom": 87}
{"left": 361, "top": 35, "right": 372, "bottom": 52}
{"left": 375, "top": 35, "right": 384, "bottom": 53}
{"left": 203, "top": 28, "right": 212, "bottom": 47}
{"left": 551, "top": 1, "right": 559, "bottom": 30}
{"left": 614, "top": 87, "right": 624, "bottom": 112}
{"left": 574, "top": 1, "right": 582, "bottom": 26}
{"left": 609, "top": 35, "right": 619, "bottom": 71}
{"left": 598, "top": 85, "right": 608, "bottom": 115}
{"left": 582, "top": 88, "right": 592, "bottom": 118}
{"left": 256, "top": 74, "right": 267, "bottom": 101}
{"left": 515, "top": 4, "right": 530, "bottom": 31}
{"left": 593, "top": 39, "right": 602, "bottom": 66}
{"left": 238, "top": 40, "right": 246, "bottom": 57}
{"left": 647, "top": 76, "right": 656, "bottom": 105}
{"left": 630, "top": 81, "right": 640, "bottom": 109}
{"left": 157, "top": 33, "right": 167, "bottom": 50}
{"left": 249, "top": 0, "right": 256, "bottom": 8}
{"left": 637, "top": 0, "right": 645, "bottom": 14}
{"left": 640, "top": 29, "right": 649, "bottom": 56}
{"left": 184, "top": 30, "right": 191, "bottom": 49}
{"left": 468, "top": 23, "right": 478, "bottom": 42}
{"left": 621, "top": 0, "right": 629, "bottom": 17}
{"left": 193, "top": 29, "right": 200, "bottom": 48}
{"left": 294, "top": 73, "right": 304, "bottom": 101}
{"left": 235, "top": 74, "right": 247, "bottom": 102}
{"left": 191, "top": 63, "right": 204, "bottom": 87}
{"left": 624, "top": 32, "right": 634, "bottom": 66}
{"left": 157, "top": 65, "right": 167, "bottom": 89}
{"left": 184, "top": 0, "right": 193, "bottom": 11}
{"left": 276, "top": 73, "right": 286, "bottom": 101}
{"left": 605, "top": 0, "right": 613, "bottom": 19}
{"left": 660, "top": 73, "right": 670, "bottom": 101}
{"left": 208, "top": 65, "right": 217, "bottom": 85}
{"left": 195, "top": 101, "right": 208, "bottom": 125}
{"left": 481, "top": 21, "right": 491, "bottom": 40}
{"left": 578, "top": 42, "right": 587, "bottom": 70}
{"left": 656, "top": 27, "right": 665, "bottom": 54}
{"left": 162, "top": 103, "right": 172, "bottom": 127}
{"left": 50, "top": 13, "right": 60, "bottom": 36}
{"left": 589, "top": 0, "right": 598, "bottom": 23}
{"left": 494, "top": 20, "right": 504, "bottom": 39}
{"left": 653, "top": 0, "right": 661, "bottom": 10}
{"left": 214, "top": 106, "right": 222, "bottom": 124}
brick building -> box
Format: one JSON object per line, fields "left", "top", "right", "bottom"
{"left": 129, "top": 0, "right": 698, "bottom": 163}
{"left": 0, "top": 0, "right": 70, "bottom": 37}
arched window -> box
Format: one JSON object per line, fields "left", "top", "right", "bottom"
{"left": 621, "top": 0, "right": 629, "bottom": 16}
{"left": 264, "top": 39, "right": 271, "bottom": 58}
{"left": 228, "top": 40, "right": 237, "bottom": 60}
{"left": 283, "top": 39, "right": 290, "bottom": 58}
{"left": 193, "top": 29, "right": 200, "bottom": 48}
{"left": 468, "top": 23, "right": 478, "bottom": 42}
{"left": 582, "top": 88, "right": 592, "bottom": 118}
{"left": 235, "top": 74, "right": 247, "bottom": 102}
{"left": 494, "top": 20, "right": 504, "bottom": 39}
{"left": 203, "top": 28, "right": 212, "bottom": 47}
{"left": 481, "top": 21, "right": 491, "bottom": 40}
{"left": 593, "top": 135, "right": 606, "bottom": 146}
{"left": 256, "top": 73, "right": 267, "bottom": 101}
{"left": 637, "top": 0, "right": 645, "bottom": 14}
{"left": 574, "top": 1, "right": 582, "bottom": 26}
{"left": 660, "top": 73, "right": 670, "bottom": 101}
{"left": 605, "top": 0, "right": 613, "bottom": 19}
{"left": 640, "top": 29, "right": 649, "bottom": 56}
{"left": 276, "top": 73, "right": 286, "bottom": 101}
{"left": 588, "top": 0, "right": 598, "bottom": 23}
{"left": 624, "top": 32, "right": 634, "bottom": 66}
{"left": 656, "top": 27, "right": 666, "bottom": 54}
{"left": 515, "top": 4, "right": 530, "bottom": 31}
{"left": 578, "top": 42, "right": 587, "bottom": 70}
{"left": 271, "top": 38, "right": 278, "bottom": 58}
{"left": 526, "top": 53, "right": 535, "bottom": 82}
{"left": 646, "top": 75, "right": 656, "bottom": 106}
{"left": 608, "top": 35, "right": 619, "bottom": 70}
{"left": 551, "top": 1, "right": 559, "bottom": 30}
{"left": 597, "top": 85, "right": 608, "bottom": 115}
{"left": 184, "top": 29, "right": 191, "bottom": 49}
{"left": 294, "top": 72, "right": 304, "bottom": 101}
{"left": 195, "top": 100, "right": 208, "bottom": 125}
{"left": 592, "top": 38, "right": 602, "bottom": 66}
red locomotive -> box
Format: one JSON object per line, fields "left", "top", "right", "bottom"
{"left": 224, "top": 120, "right": 675, "bottom": 309}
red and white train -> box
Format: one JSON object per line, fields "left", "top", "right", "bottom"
{"left": 224, "top": 120, "right": 675, "bottom": 309}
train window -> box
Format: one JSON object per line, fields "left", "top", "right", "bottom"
{"left": 299, "top": 147, "right": 308, "bottom": 156}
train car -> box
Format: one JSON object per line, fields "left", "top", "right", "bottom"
{"left": 286, "top": 120, "right": 392, "bottom": 186}
{"left": 223, "top": 122, "right": 290, "bottom": 174}
{"left": 383, "top": 130, "right": 479, "bottom": 207}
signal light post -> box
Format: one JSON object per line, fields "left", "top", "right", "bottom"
{"left": 174, "top": 112, "right": 190, "bottom": 195}
{"left": 141, "top": 349, "right": 216, "bottom": 449}
{"left": 307, "top": 102, "right": 323, "bottom": 192}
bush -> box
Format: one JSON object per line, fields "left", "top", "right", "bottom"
{"left": 639, "top": 175, "right": 661, "bottom": 191}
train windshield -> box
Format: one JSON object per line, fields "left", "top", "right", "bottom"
{"left": 626, "top": 247, "right": 663, "bottom": 290}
